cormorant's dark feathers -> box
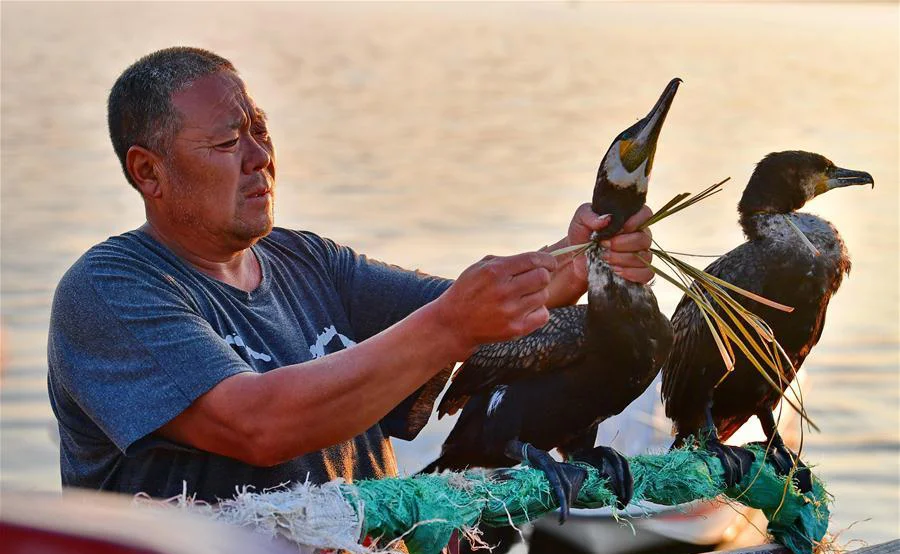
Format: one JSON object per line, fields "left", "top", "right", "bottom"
{"left": 437, "top": 305, "right": 588, "bottom": 418}
{"left": 661, "top": 245, "right": 768, "bottom": 430}
{"left": 662, "top": 205, "right": 851, "bottom": 442}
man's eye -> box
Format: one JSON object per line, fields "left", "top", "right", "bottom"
{"left": 218, "top": 138, "right": 239, "bottom": 148}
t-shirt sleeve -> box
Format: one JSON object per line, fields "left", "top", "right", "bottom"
{"left": 314, "top": 235, "right": 455, "bottom": 440}
{"left": 47, "top": 249, "right": 252, "bottom": 455}
{"left": 312, "top": 242, "right": 447, "bottom": 341}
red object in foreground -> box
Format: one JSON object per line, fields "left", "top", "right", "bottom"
{"left": 0, "top": 489, "right": 303, "bottom": 554}
{"left": 1, "top": 521, "right": 157, "bottom": 554}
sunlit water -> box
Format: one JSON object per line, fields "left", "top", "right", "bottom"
{"left": 1, "top": 1, "right": 897, "bottom": 547}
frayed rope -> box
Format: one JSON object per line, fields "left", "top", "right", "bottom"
{"left": 136, "top": 444, "right": 829, "bottom": 554}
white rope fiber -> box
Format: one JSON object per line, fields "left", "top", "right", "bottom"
{"left": 139, "top": 479, "right": 382, "bottom": 553}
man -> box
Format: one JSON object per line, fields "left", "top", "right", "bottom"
{"left": 47, "top": 47, "right": 654, "bottom": 502}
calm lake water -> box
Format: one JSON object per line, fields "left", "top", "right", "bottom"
{"left": 1, "top": 1, "right": 897, "bottom": 548}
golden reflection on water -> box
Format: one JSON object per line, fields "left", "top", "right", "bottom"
{"left": 1, "top": 1, "right": 897, "bottom": 545}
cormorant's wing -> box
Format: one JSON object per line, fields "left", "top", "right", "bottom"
{"left": 437, "top": 304, "right": 588, "bottom": 417}
{"left": 661, "top": 243, "right": 768, "bottom": 421}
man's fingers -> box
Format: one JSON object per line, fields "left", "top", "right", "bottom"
{"left": 606, "top": 229, "right": 652, "bottom": 253}
{"left": 612, "top": 266, "right": 655, "bottom": 285}
{"left": 621, "top": 205, "right": 654, "bottom": 233}
{"left": 518, "top": 285, "right": 551, "bottom": 312}
{"left": 604, "top": 250, "right": 652, "bottom": 269}
{"left": 512, "top": 267, "right": 553, "bottom": 296}
{"left": 519, "top": 306, "right": 550, "bottom": 336}
{"left": 502, "top": 251, "right": 558, "bottom": 276}
{"left": 573, "top": 204, "right": 612, "bottom": 232}
{"left": 565, "top": 205, "right": 612, "bottom": 248}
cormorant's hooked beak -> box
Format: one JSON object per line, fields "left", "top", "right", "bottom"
{"left": 619, "top": 77, "right": 682, "bottom": 176}
{"left": 820, "top": 166, "right": 875, "bottom": 194}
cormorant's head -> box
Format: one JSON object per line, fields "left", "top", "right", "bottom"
{"left": 592, "top": 78, "right": 681, "bottom": 239}
{"left": 738, "top": 151, "right": 874, "bottom": 216}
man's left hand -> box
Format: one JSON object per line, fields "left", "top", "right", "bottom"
{"left": 564, "top": 203, "right": 654, "bottom": 285}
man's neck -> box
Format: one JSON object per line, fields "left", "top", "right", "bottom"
{"left": 140, "top": 222, "right": 262, "bottom": 292}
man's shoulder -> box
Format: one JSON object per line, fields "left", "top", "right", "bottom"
{"left": 71, "top": 230, "right": 160, "bottom": 270}
{"left": 50, "top": 232, "right": 168, "bottom": 332}
{"left": 58, "top": 231, "right": 182, "bottom": 294}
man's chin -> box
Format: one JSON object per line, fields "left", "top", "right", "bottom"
{"left": 232, "top": 217, "right": 275, "bottom": 244}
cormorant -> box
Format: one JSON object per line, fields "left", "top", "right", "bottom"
{"left": 423, "top": 78, "right": 680, "bottom": 524}
{"left": 661, "top": 150, "right": 874, "bottom": 491}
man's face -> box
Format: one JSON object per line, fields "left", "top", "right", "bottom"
{"left": 161, "top": 71, "right": 276, "bottom": 247}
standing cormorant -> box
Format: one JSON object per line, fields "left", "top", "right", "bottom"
{"left": 661, "top": 151, "right": 874, "bottom": 491}
{"left": 423, "top": 79, "right": 680, "bottom": 523}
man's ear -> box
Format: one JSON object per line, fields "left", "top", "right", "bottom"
{"left": 126, "top": 145, "right": 164, "bottom": 198}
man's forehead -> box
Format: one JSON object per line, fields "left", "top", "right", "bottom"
{"left": 171, "top": 72, "right": 263, "bottom": 130}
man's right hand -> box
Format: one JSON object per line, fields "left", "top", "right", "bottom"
{"left": 435, "top": 252, "right": 558, "bottom": 359}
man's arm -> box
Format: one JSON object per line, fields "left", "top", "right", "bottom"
{"left": 158, "top": 251, "right": 557, "bottom": 467}
{"left": 544, "top": 204, "right": 655, "bottom": 308}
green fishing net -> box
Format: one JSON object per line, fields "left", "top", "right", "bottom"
{"left": 349, "top": 444, "right": 829, "bottom": 554}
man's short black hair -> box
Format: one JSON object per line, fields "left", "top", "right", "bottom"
{"left": 107, "top": 47, "right": 236, "bottom": 190}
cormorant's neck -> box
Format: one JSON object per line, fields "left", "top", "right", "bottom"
{"left": 739, "top": 210, "right": 778, "bottom": 240}
{"left": 585, "top": 245, "right": 649, "bottom": 308}
{"left": 739, "top": 211, "right": 841, "bottom": 252}
{"left": 586, "top": 248, "right": 615, "bottom": 302}
{"left": 737, "top": 170, "right": 810, "bottom": 227}
{"left": 591, "top": 175, "right": 646, "bottom": 240}
{"left": 740, "top": 210, "right": 796, "bottom": 241}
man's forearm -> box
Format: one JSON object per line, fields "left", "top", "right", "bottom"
{"left": 248, "top": 301, "right": 467, "bottom": 462}
{"left": 159, "top": 300, "right": 463, "bottom": 466}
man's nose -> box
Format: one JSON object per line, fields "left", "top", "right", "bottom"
{"left": 243, "top": 135, "right": 272, "bottom": 175}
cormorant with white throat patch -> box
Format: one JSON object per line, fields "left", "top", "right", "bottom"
{"left": 423, "top": 79, "right": 680, "bottom": 524}
{"left": 661, "top": 150, "right": 873, "bottom": 492}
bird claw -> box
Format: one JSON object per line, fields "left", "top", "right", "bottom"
{"left": 570, "top": 445, "right": 633, "bottom": 509}
{"left": 705, "top": 439, "right": 754, "bottom": 487}
{"left": 748, "top": 441, "right": 813, "bottom": 493}
{"left": 504, "top": 441, "right": 587, "bottom": 524}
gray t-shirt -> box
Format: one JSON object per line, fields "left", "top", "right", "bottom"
{"left": 47, "top": 228, "right": 452, "bottom": 502}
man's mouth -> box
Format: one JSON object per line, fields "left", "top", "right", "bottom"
{"left": 245, "top": 186, "right": 272, "bottom": 199}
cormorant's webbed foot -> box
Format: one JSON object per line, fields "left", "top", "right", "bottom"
{"left": 702, "top": 436, "right": 754, "bottom": 488}
{"left": 749, "top": 437, "right": 812, "bottom": 493}
{"left": 675, "top": 428, "right": 753, "bottom": 487}
{"left": 690, "top": 400, "right": 753, "bottom": 487}
{"left": 504, "top": 440, "right": 587, "bottom": 524}
{"left": 570, "top": 445, "right": 633, "bottom": 509}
